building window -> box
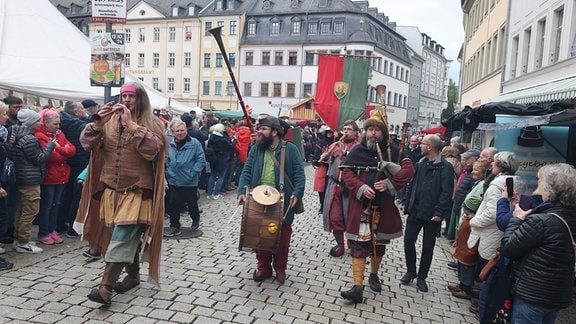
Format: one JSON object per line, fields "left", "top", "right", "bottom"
{"left": 153, "top": 53, "right": 159, "bottom": 67}
{"left": 334, "top": 21, "right": 344, "bottom": 34}
{"left": 245, "top": 51, "right": 253, "bottom": 65}
{"left": 125, "top": 53, "right": 130, "bottom": 66}
{"left": 204, "top": 21, "right": 212, "bottom": 36}
{"left": 138, "top": 53, "right": 144, "bottom": 67}
{"left": 273, "top": 83, "right": 282, "bottom": 97}
{"left": 292, "top": 21, "right": 300, "bottom": 35}
{"left": 302, "top": 83, "right": 313, "bottom": 97}
{"left": 215, "top": 81, "right": 222, "bottom": 96}
{"left": 229, "top": 21, "right": 237, "bottom": 35}
{"left": 226, "top": 81, "right": 234, "bottom": 96}
{"left": 275, "top": 51, "right": 283, "bottom": 65}
{"left": 172, "top": 7, "right": 178, "bottom": 16}
{"left": 288, "top": 51, "right": 297, "bottom": 65}
{"left": 169, "top": 27, "right": 176, "bottom": 41}
{"left": 184, "top": 78, "right": 190, "bottom": 92}
{"left": 389, "top": 63, "right": 394, "bottom": 76}
{"left": 153, "top": 27, "right": 160, "bottom": 41}
{"left": 551, "top": 7, "right": 563, "bottom": 63}
{"left": 125, "top": 28, "right": 131, "bottom": 43}
{"left": 287, "top": 83, "right": 295, "bottom": 97}
{"left": 217, "top": 21, "right": 224, "bottom": 30}
{"left": 216, "top": 53, "right": 223, "bottom": 67}
{"left": 229, "top": 53, "right": 236, "bottom": 67}
{"left": 305, "top": 51, "right": 315, "bottom": 65}
{"left": 243, "top": 82, "right": 252, "bottom": 96}
{"left": 185, "top": 26, "right": 192, "bottom": 40}
{"left": 271, "top": 21, "right": 280, "bottom": 35}
{"left": 383, "top": 60, "right": 388, "bottom": 74}
{"left": 168, "top": 78, "right": 174, "bottom": 92}
{"left": 152, "top": 77, "right": 158, "bottom": 90}
{"left": 204, "top": 53, "right": 211, "bottom": 67}
{"left": 320, "top": 21, "right": 330, "bottom": 34}
{"left": 262, "top": 51, "right": 270, "bottom": 65}
{"left": 396, "top": 66, "right": 400, "bottom": 78}
{"left": 168, "top": 53, "right": 175, "bottom": 67}
{"left": 202, "top": 81, "right": 210, "bottom": 95}
{"left": 308, "top": 21, "right": 318, "bottom": 34}
{"left": 248, "top": 21, "right": 256, "bottom": 36}
{"left": 184, "top": 52, "right": 191, "bottom": 67}
{"left": 260, "top": 82, "right": 269, "bottom": 96}
{"left": 139, "top": 28, "right": 145, "bottom": 42}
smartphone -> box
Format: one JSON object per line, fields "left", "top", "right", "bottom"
{"left": 519, "top": 195, "right": 532, "bottom": 211}
{"left": 506, "top": 177, "right": 514, "bottom": 197}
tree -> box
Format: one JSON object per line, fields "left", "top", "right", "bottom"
{"left": 442, "top": 79, "right": 458, "bottom": 120}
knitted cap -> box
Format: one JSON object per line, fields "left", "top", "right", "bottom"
{"left": 17, "top": 108, "right": 41, "bottom": 128}
{"left": 463, "top": 194, "right": 483, "bottom": 213}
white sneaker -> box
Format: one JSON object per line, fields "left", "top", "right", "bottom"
{"left": 212, "top": 194, "right": 222, "bottom": 200}
{"left": 0, "top": 246, "right": 5, "bottom": 254}
{"left": 206, "top": 195, "right": 212, "bottom": 200}
{"left": 14, "top": 241, "right": 43, "bottom": 254}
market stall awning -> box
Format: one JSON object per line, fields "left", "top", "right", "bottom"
{"left": 420, "top": 126, "right": 446, "bottom": 138}
{"left": 488, "top": 76, "right": 576, "bottom": 104}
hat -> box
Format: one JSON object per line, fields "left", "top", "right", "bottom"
{"left": 181, "top": 114, "right": 193, "bottom": 126}
{"left": 461, "top": 149, "right": 481, "bottom": 159}
{"left": 364, "top": 110, "right": 388, "bottom": 135}
{"left": 463, "top": 194, "right": 482, "bottom": 213}
{"left": 258, "top": 116, "right": 283, "bottom": 135}
{"left": 81, "top": 99, "right": 98, "bottom": 108}
{"left": 318, "top": 125, "right": 332, "bottom": 134}
{"left": 17, "top": 109, "right": 41, "bottom": 128}
{"left": 120, "top": 83, "right": 137, "bottom": 94}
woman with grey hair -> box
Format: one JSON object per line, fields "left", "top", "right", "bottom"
{"left": 501, "top": 163, "right": 576, "bottom": 323}
{"left": 468, "top": 152, "right": 519, "bottom": 262}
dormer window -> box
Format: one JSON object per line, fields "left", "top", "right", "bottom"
{"left": 271, "top": 20, "right": 280, "bottom": 35}
{"left": 188, "top": 6, "right": 196, "bottom": 16}
{"left": 291, "top": 19, "right": 301, "bottom": 35}
{"left": 248, "top": 21, "right": 257, "bottom": 36}
{"left": 172, "top": 7, "right": 178, "bottom": 16}
{"left": 216, "top": 0, "right": 223, "bottom": 10}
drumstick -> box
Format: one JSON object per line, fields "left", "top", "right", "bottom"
{"left": 228, "top": 205, "right": 242, "bottom": 224}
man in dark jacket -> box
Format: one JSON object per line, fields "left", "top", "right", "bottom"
{"left": 8, "top": 108, "right": 55, "bottom": 253}
{"left": 58, "top": 101, "right": 90, "bottom": 236}
{"left": 237, "top": 116, "right": 305, "bottom": 285}
{"left": 401, "top": 134, "right": 454, "bottom": 292}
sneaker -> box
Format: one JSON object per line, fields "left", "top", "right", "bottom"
{"left": 0, "top": 245, "right": 5, "bottom": 254}
{"left": 65, "top": 228, "right": 79, "bottom": 238}
{"left": 50, "top": 231, "right": 63, "bottom": 244}
{"left": 447, "top": 261, "right": 458, "bottom": 271}
{"left": 206, "top": 195, "right": 212, "bottom": 200}
{"left": 0, "top": 257, "right": 13, "bottom": 271}
{"left": 38, "top": 235, "right": 55, "bottom": 245}
{"left": 163, "top": 227, "right": 181, "bottom": 237}
{"left": 212, "top": 194, "right": 222, "bottom": 200}
{"left": 14, "top": 241, "right": 43, "bottom": 254}
{"left": 82, "top": 249, "right": 102, "bottom": 260}
{"left": 191, "top": 224, "right": 199, "bottom": 231}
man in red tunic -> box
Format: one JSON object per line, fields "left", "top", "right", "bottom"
{"left": 339, "top": 111, "right": 415, "bottom": 303}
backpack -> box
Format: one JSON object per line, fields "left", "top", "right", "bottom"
{"left": 0, "top": 158, "right": 16, "bottom": 185}
{"left": 204, "top": 146, "right": 218, "bottom": 163}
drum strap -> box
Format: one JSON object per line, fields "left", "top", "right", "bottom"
{"left": 266, "top": 141, "right": 287, "bottom": 191}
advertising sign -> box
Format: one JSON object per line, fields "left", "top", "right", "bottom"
{"left": 90, "top": 33, "right": 125, "bottom": 87}
{"left": 494, "top": 115, "right": 568, "bottom": 193}
{"left": 92, "top": 0, "right": 127, "bottom": 24}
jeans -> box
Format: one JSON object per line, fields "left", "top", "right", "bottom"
{"left": 168, "top": 186, "right": 199, "bottom": 229}
{"left": 234, "top": 161, "right": 244, "bottom": 186}
{"left": 458, "top": 262, "right": 476, "bottom": 291}
{"left": 403, "top": 216, "right": 441, "bottom": 279}
{"left": 511, "top": 297, "right": 558, "bottom": 324}
{"left": 38, "top": 184, "right": 65, "bottom": 238}
{"left": 207, "top": 166, "right": 227, "bottom": 196}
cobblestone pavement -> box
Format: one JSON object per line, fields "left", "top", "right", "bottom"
{"left": 0, "top": 165, "right": 574, "bottom": 323}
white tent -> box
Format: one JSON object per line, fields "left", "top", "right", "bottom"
{"left": 0, "top": 0, "right": 190, "bottom": 115}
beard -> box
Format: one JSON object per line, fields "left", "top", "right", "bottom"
{"left": 256, "top": 133, "right": 274, "bottom": 150}
{"left": 366, "top": 137, "right": 379, "bottom": 151}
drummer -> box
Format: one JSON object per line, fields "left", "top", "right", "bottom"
{"left": 237, "top": 116, "right": 305, "bottom": 285}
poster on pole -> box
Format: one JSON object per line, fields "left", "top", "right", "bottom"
{"left": 90, "top": 33, "right": 125, "bottom": 87}
{"left": 92, "top": 0, "right": 127, "bottom": 24}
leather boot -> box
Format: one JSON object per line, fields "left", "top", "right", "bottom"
{"left": 369, "top": 255, "right": 383, "bottom": 292}
{"left": 340, "top": 285, "right": 364, "bottom": 303}
{"left": 115, "top": 252, "right": 141, "bottom": 293}
{"left": 88, "top": 262, "right": 124, "bottom": 305}
{"left": 329, "top": 231, "right": 345, "bottom": 257}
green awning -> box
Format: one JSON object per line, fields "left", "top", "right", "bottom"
{"left": 488, "top": 75, "right": 576, "bottom": 104}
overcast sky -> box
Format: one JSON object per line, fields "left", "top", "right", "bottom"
{"left": 375, "top": 1, "right": 465, "bottom": 83}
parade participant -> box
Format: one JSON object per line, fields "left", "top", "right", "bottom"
{"left": 339, "top": 111, "right": 415, "bottom": 303}
{"left": 78, "top": 82, "right": 167, "bottom": 305}
{"left": 164, "top": 119, "right": 205, "bottom": 236}
{"left": 401, "top": 134, "right": 454, "bottom": 292}
{"left": 313, "top": 125, "right": 334, "bottom": 214}
{"left": 237, "top": 116, "right": 305, "bottom": 285}
{"left": 321, "top": 120, "right": 360, "bottom": 257}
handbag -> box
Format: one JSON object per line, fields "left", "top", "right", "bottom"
{"left": 479, "top": 248, "right": 501, "bottom": 282}
{"left": 452, "top": 217, "right": 480, "bottom": 266}
{"left": 267, "top": 142, "right": 305, "bottom": 214}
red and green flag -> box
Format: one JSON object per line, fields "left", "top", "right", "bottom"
{"left": 315, "top": 54, "right": 370, "bottom": 131}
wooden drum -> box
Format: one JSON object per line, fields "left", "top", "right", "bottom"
{"left": 239, "top": 185, "right": 283, "bottom": 253}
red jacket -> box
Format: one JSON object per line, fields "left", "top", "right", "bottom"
{"left": 234, "top": 127, "right": 252, "bottom": 163}
{"left": 34, "top": 127, "right": 76, "bottom": 184}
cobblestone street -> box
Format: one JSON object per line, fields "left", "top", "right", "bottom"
{"left": 0, "top": 165, "right": 573, "bottom": 323}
